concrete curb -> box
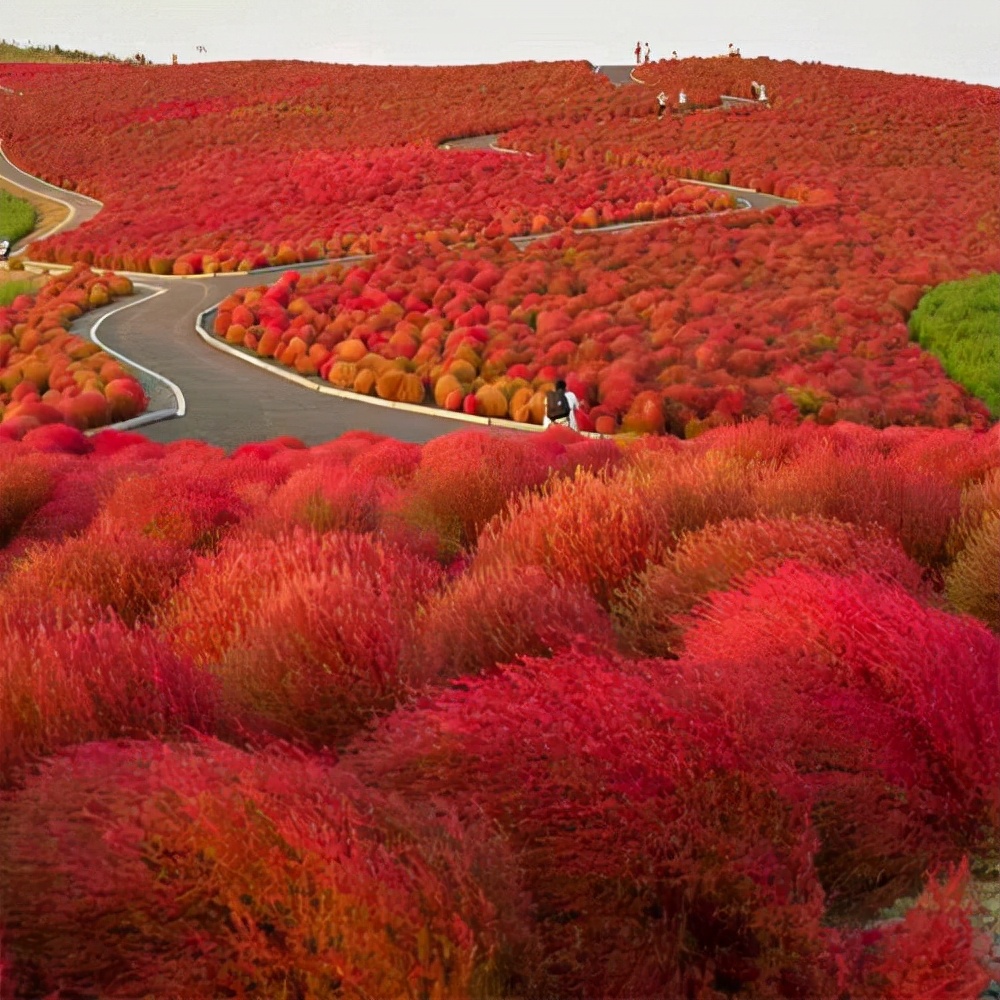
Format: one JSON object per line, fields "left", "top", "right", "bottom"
{"left": 195, "top": 305, "right": 606, "bottom": 437}
{"left": 0, "top": 142, "right": 84, "bottom": 250}
{"left": 86, "top": 283, "right": 186, "bottom": 418}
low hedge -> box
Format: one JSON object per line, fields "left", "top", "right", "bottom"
{"left": 0, "top": 189, "right": 37, "bottom": 246}
{"left": 910, "top": 273, "right": 1000, "bottom": 416}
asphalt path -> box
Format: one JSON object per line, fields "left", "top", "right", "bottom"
{"left": 0, "top": 108, "right": 794, "bottom": 449}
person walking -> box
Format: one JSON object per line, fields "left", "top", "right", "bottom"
{"left": 635, "top": 41, "right": 642, "bottom": 65}
{"left": 657, "top": 91, "right": 668, "bottom": 118}
{"left": 544, "top": 379, "right": 580, "bottom": 431}
{"left": 644, "top": 42, "right": 651, "bottom": 64}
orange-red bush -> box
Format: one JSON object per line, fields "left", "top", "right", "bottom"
{"left": 0, "top": 740, "right": 537, "bottom": 998}
{"left": 348, "top": 651, "right": 836, "bottom": 997}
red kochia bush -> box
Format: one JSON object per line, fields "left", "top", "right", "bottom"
{"left": 0, "top": 453, "right": 53, "bottom": 547}
{"left": 473, "top": 464, "right": 676, "bottom": 608}
{"left": 254, "top": 460, "right": 385, "bottom": 536}
{"left": 390, "top": 430, "right": 557, "bottom": 558}
{"left": 752, "top": 438, "right": 962, "bottom": 567}
{"left": 160, "top": 529, "right": 443, "bottom": 744}
{"left": 841, "top": 861, "right": 992, "bottom": 999}
{"left": 614, "top": 515, "right": 927, "bottom": 656}
{"left": 347, "top": 652, "right": 834, "bottom": 997}
{"left": 677, "top": 563, "right": 1000, "bottom": 909}
{"left": 0, "top": 622, "right": 217, "bottom": 785}
{"left": 0, "top": 740, "right": 536, "bottom": 999}
{"left": 0, "top": 523, "right": 191, "bottom": 628}
{"left": 409, "top": 564, "right": 618, "bottom": 683}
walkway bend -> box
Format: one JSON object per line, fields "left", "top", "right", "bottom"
{"left": 1, "top": 124, "right": 795, "bottom": 450}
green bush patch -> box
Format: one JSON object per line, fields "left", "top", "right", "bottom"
{"left": 0, "top": 280, "right": 37, "bottom": 306}
{"left": 909, "top": 273, "right": 1000, "bottom": 416}
{"left": 0, "top": 189, "right": 38, "bottom": 246}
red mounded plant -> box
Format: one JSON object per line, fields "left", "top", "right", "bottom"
{"left": 408, "top": 564, "right": 618, "bottom": 683}
{"left": 839, "top": 861, "right": 992, "bottom": 999}
{"left": 613, "top": 514, "right": 927, "bottom": 656}
{"left": 472, "top": 463, "right": 676, "bottom": 608}
{"left": 0, "top": 621, "right": 217, "bottom": 786}
{"left": 347, "top": 651, "right": 836, "bottom": 997}
{"left": 0, "top": 739, "right": 537, "bottom": 999}
{"left": 388, "top": 429, "right": 556, "bottom": 558}
{"left": 676, "top": 563, "right": 1000, "bottom": 912}
{"left": 0, "top": 452, "right": 55, "bottom": 550}
{"left": 254, "top": 459, "right": 386, "bottom": 536}
{"left": 0, "top": 522, "right": 191, "bottom": 628}
{"left": 160, "top": 528, "right": 443, "bottom": 745}
{"left": 751, "top": 436, "right": 962, "bottom": 568}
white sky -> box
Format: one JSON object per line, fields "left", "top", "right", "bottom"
{"left": 2, "top": 1, "right": 998, "bottom": 86}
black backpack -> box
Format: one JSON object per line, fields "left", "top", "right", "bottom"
{"left": 546, "top": 387, "right": 571, "bottom": 421}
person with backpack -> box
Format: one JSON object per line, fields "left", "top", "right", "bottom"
{"left": 544, "top": 379, "right": 580, "bottom": 431}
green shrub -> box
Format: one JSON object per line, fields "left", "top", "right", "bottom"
{"left": 909, "top": 273, "right": 1000, "bottom": 415}
{"left": 0, "top": 189, "right": 37, "bottom": 246}
{"left": 0, "top": 279, "right": 37, "bottom": 306}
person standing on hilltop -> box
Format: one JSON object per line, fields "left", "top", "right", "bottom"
{"left": 635, "top": 41, "right": 642, "bottom": 65}
{"left": 644, "top": 42, "right": 651, "bottom": 63}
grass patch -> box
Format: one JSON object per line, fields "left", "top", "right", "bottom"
{"left": 0, "top": 280, "right": 37, "bottom": 306}
{"left": 0, "top": 40, "right": 121, "bottom": 64}
{"left": 909, "top": 273, "right": 1000, "bottom": 416}
{"left": 0, "top": 189, "right": 37, "bottom": 245}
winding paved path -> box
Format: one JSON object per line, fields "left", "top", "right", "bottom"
{"left": 0, "top": 109, "right": 794, "bottom": 449}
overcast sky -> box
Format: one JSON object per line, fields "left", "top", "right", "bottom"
{"left": 3, "top": 1, "right": 998, "bottom": 86}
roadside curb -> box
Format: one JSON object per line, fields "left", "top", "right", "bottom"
{"left": 0, "top": 142, "right": 84, "bottom": 249}
{"left": 82, "top": 283, "right": 186, "bottom": 425}
{"left": 195, "top": 305, "right": 603, "bottom": 437}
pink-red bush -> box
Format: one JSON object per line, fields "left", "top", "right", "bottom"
{"left": 409, "top": 564, "right": 617, "bottom": 682}
{"left": 0, "top": 740, "right": 537, "bottom": 998}
{"left": 160, "top": 528, "right": 443, "bottom": 744}
{"left": 614, "top": 515, "right": 927, "bottom": 656}
{"left": 347, "top": 651, "right": 834, "bottom": 997}
{"left": 677, "top": 563, "right": 1000, "bottom": 910}
{"left": 0, "top": 622, "right": 217, "bottom": 785}
{"left": 840, "top": 861, "right": 992, "bottom": 998}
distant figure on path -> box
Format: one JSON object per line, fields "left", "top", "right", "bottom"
{"left": 544, "top": 379, "right": 580, "bottom": 431}
{"left": 728, "top": 42, "right": 741, "bottom": 58}
{"left": 635, "top": 41, "right": 642, "bottom": 64}
{"left": 671, "top": 50, "right": 679, "bottom": 59}
{"left": 657, "top": 91, "right": 668, "bottom": 118}
{"left": 756, "top": 83, "right": 768, "bottom": 102}
{"left": 750, "top": 80, "right": 761, "bottom": 99}
{"left": 0, "top": 239, "right": 11, "bottom": 263}
{"left": 644, "top": 42, "right": 651, "bottom": 64}
{"left": 678, "top": 90, "right": 687, "bottom": 104}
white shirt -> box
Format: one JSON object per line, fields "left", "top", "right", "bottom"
{"left": 543, "top": 390, "right": 580, "bottom": 431}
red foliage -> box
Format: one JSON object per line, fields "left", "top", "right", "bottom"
{"left": 0, "top": 266, "right": 145, "bottom": 435}
{"left": 160, "top": 528, "right": 443, "bottom": 744}
{"left": 0, "top": 453, "right": 53, "bottom": 547}
{"left": 1, "top": 522, "right": 191, "bottom": 627}
{"left": 677, "top": 563, "right": 1000, "bottom": 909}
{"left": 409, "top": 564, "right": 617, "bottom": 683}
{"left": 614, "top": 515, "right": 927, "bottom": 656}
{"left": 472, "top": 463, "right": 676, "bottom": 607}
{"left": 751, "top": 434, "right": 962, "bottom": 567}
{"left": 0, "top": 740, "right": 537, "bottom": 998}
{"left": 0, "top": 622, "right": 217, "bottom": 785}
{"left": 388, "top": 430, "right": 555, "bottom": 557}
{"left": 840, "top": 861, "right": 992, "bottom": 998}
{"left": 347, "top": 651, "right": 835, "bottom": 997}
